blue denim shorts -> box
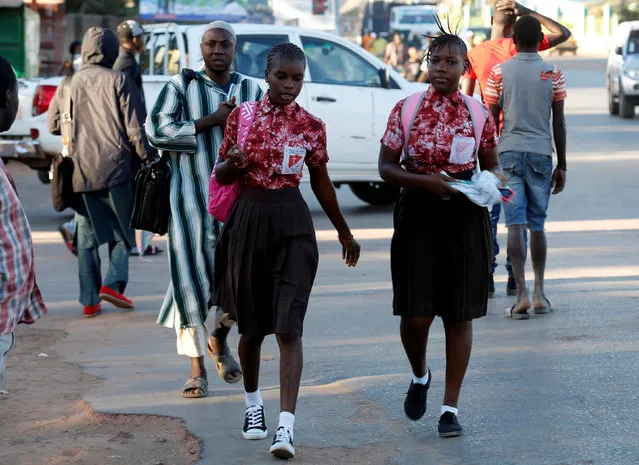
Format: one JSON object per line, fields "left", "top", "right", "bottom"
{"left": 500, "top": 151, "right": 553, "bottom": 232}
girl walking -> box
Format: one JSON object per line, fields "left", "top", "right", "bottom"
{"left": 214, "top": 43, "right": 360, "bottom": 459}
{"left": 378, "top": 26, "right": 504, "bottom": 437}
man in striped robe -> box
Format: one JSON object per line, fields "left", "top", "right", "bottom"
{"left": 146, "top": 21, "right": 263, "bottom": 398}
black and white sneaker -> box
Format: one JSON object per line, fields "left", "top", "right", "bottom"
{"left": 243, "top": 405, "right": 268, "bottom": 440}
{"left": 269, "top": 426, "right": 295, "bottom": 459}
{"left": 404, "top": 368, "right": 431, "bottom": 421}
{"left": 438, "top": 412, "right": 463, "bottom": 438}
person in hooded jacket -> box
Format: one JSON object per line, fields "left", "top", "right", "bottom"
{"left": 70, "top": 27, "right": 156, "bottom": 318}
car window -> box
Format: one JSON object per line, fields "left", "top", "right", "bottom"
{"left": 301, "top": 36, "right": 383, "bottom": 88}
{"left": 167, "top": 32, "right": 182, "bottom": 75}
{"left": 628, "top": 32, "right": 639, "bottom": 54}
{"left": 234, "top": 35, "right": 289, "bottom": 78}
{"left": 140, "top": 31, "right": 169, "bottom": 76}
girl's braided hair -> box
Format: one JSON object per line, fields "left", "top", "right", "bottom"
{"left": 424, "top": 15, "right": 471, "bottom": 74}
{"left": 266, "top": 42, "right": 307, "bottom": 73}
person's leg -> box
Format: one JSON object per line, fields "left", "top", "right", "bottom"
{"left": 507, "top": 224, "right": 530, "bottom": 313}
{"left": 438, "top": 319, "right": 472, "bottom": 437}
{"left": 442, "top": 319, "right": 472, "bottom": 408}
{"left": 76, "top": 213, "right": 101, "bottom": 310}
{"left": 104, "top": 240, "right": 129, "bottom": 294}
{"left": 401, "top": 315, "right": 435, "bottom": 420}
{"left": 208, "top": 308, "right": 242, "bottom": 383}
{"left": 239, "top": 333, "right": 268, "bottom": 440}
{"left": 176, "top": 325, "right": 208, "bottom": 397}
{"left": 488, "top": 203, "right": 501, "bottom": 297}
{"left": 525, "top": 154, "right": 554, "bottom": 312}
{"left": 276, "top": 334, "right": 303, "bottom": 415}
{"left": 0, "top": 333, "right": 15, "bottom": 392}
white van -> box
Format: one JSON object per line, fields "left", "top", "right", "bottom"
{"left": 7, "top": 23, "right": 426, "bottom": 205}
{"left": 606, "top": 21, "right": 639, "bottom": 119}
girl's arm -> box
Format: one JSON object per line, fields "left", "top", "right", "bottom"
{"left": 308, "top": 165, "right": 360, "bottom": 267}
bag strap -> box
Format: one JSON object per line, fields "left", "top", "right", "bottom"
{"left": 462, "top": 94, "right": 487, "bottom": 172}
{"left": 400, "top": 91, "right": 427, "bottom": 163}
{"left": 236, "top": 101, "right": 257, "bottom": 150}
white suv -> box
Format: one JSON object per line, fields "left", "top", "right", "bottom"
{"left": 607, "top": 21, "right": 639, "bottom": 119}
{"left": 5, "top": 23, "right": 425, "bottom": 205}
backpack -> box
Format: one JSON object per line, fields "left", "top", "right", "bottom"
{"left": 400, "top": 91, "right": 488, "bottom": 170}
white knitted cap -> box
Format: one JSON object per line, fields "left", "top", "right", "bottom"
{"left": 201, "top": 21, "right": 236, "bottom": 43}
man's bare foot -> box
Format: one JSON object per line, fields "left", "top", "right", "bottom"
{"left": 207, "top": 334, "right": 242, "bottom": 384}
{"left": 183, "top": 357, "right": 207, "bottom": 397}
{"left": 533, "top": 293, "right": 552, "bottom": 314}
{"left": 507, "top": 295, "right": 532, "bottom": 319}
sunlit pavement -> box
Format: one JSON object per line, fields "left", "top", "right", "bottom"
{"left": 14, "top": 56, "right": 639, "bottom": 464}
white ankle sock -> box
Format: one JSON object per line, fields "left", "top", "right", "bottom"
{"left": 278, "top": 411, "right": 295, "bottom": 439}
{"left": 245, "top": 389, "right": 263, "bottom": 408}
{"left": 412, "top": 369, "right": 430, "bottom": 385}
{"left": 441, "top": 405, "right": 458, "bottom": 416}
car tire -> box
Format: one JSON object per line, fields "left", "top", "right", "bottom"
{"left": 349, "top": 182, "right": 399, "bottom": 206}
{"left": 608, "top": 88, "right": 620, "bottom": 115}
{"left": 37, "top": 169, "right": 51, "bottom": 184}
{"left": 619, "top": 85, "right": 636, "bottom": 119}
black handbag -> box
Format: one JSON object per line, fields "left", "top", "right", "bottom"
{"left": 51, "top": 81, "right": 79, "bottom": 212}
{"left": 130, "top": 155, "right": 172, "bottom": 235}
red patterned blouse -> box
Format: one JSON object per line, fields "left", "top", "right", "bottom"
{"left": 218, "top": 94, "right": 329, "bottom": 190}
{"left": 381, "top": 87, "right": 498, "bottom": 175}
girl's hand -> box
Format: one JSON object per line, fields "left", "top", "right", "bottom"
{"left": 424, "top": 174, "right": 458, "bottom": 199}
{"left": 226, "top": 144, "right": 245, "bottom": 169}
{"left": 339, "top": 235, "right": 360, "bottom": 267}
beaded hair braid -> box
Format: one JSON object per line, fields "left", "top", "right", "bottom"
{"left": 266, "top": 43, "right": 307, "bottom": 73}
{"left": 424, "top": 15, "right": 471, "bottom": 74}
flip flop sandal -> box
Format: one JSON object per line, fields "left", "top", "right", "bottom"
{"left": 182, "top": 376, "right": 208, "bottom": 398}
{"left": 506, "top": 305, "right": 531, "bottom": 320}
{"left": 207, "top": 345, "right": 242, "bottom": 384}
{"left": 534, "top": 297, "right": 553, "bottom": 314}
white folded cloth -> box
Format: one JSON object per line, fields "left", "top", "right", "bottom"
{"left": 447, "top": 170, "right": 503, "bottom": 207}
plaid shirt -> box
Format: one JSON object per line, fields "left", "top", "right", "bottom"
{"left": 0, "top": 160, "right": 46, "bottom": 336}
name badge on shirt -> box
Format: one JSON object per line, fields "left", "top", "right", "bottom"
{"left": 282, "top": 146, "right": 306, "bottom": 175}
{"left": 449, "top": 136, "right": 476, "bottom": 165}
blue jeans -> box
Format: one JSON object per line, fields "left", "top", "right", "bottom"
{"left": 76, "top": 211, "right": 129, "bottom": 307}
{"left": 500, "top": 151, "right": 553, "bottom": 232}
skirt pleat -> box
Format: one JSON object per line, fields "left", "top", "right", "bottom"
{"left": 391, "top": 177, "right": 493, "bottom": 322}
{"left": 214, "top": 187, "right": 318, "bottom": 337}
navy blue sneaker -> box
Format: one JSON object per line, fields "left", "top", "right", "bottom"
{"left": 404, "top": 368, "right": 431, "bottom": 421}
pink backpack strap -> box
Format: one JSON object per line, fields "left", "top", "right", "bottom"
{"left": 236, "top": 101, "right": 258, "bottom": 150}
{"left": 462, "top": 95, "right": 487, "bottom": 167}
{"left": 400, "top": 92, "right": 427, "bottom": 161}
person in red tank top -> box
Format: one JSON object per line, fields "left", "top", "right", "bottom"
{"left": 460, "top": 0, "right": 571, "bottom": 297}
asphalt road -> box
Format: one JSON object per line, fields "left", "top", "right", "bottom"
{"left": 9, "top": 56, "right": 639, "bottom": 465}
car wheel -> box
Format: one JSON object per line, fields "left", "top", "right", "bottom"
{"left": 37, "top": 169, "right": 51, "bottom": 184}
{"left": 608, "top": 88, "right": 620, "bottom": 115}
{"left": 619, "top": 85, "right": 636, "bottom": 119}
{"left": 349, "top": 182, "right": 399, "bottom": 206}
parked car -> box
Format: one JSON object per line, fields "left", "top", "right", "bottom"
{"left": 607, "top": 21, "right": 639, "bottom": 119}
{"left": 3, "top": 23, "right": 426, "bottom": 205}
{"left": 550, "top": 37, "right": 578, "bottom": 56}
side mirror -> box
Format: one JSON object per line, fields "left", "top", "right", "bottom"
{"left": 615, "top": 46, "right": 623, "bottom": 55}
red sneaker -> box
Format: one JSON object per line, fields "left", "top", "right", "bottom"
{"left": 83, "top": 304, "right": 101, "bottom": 318}
{"left": 99, "top": 286, "right": 135, "bottom": 309}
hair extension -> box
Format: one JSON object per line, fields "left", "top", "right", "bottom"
{"left": 266, "top": 42, "right": 307, "bottom": 74}
{"left": 424, "top": 15, "right": 471, "bottom": 73}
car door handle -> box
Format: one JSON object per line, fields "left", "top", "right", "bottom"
{"left": 312, "top": 96, "right": 337, "bottom": 103}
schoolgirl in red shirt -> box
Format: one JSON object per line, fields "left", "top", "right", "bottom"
{"left": 379, "top": 26, "right": 505, "bottom": 438}
{"left": 214, "top": 43, "right": 360, "bottom": 460}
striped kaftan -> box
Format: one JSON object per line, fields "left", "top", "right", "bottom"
{"left": 146, "top": 71, "right": 263, "bottom": 329}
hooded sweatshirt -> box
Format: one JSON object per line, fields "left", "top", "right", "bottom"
{"left": 70, "top": 27, "right": 154, "bottom": 193}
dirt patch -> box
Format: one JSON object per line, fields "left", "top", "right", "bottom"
{"left": 0, "top": 326, "right": 201, "bottom": 465}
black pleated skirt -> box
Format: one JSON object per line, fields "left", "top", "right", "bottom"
{"left": 391, "top": 178, "right": 493, "bottom": 322}
{"left": 213, "top": 187, "right": 319, "bottom": 337}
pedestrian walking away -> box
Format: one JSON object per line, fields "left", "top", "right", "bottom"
{"left": 484, "top": 15, "right": 567, "bottom": 320}
{"left": 461, "top": 0, "right": 571, "bottom": 297}
{"left": 114, "top": 19, "right": 163, "bottom": 257}
{"left": 70, "top": 27, "right": 157, "bottom": 318}
{"left": 378, "top": 23, "right": 505, "bottom": 439}
{"left": 0, "top": 56, "right": 47, "bottom": 392}
{"left": 213, "top": 43, "right": 360, "bottom": 460}
{"left": 145, "top": 21, "right": 264, "bottom": 399}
